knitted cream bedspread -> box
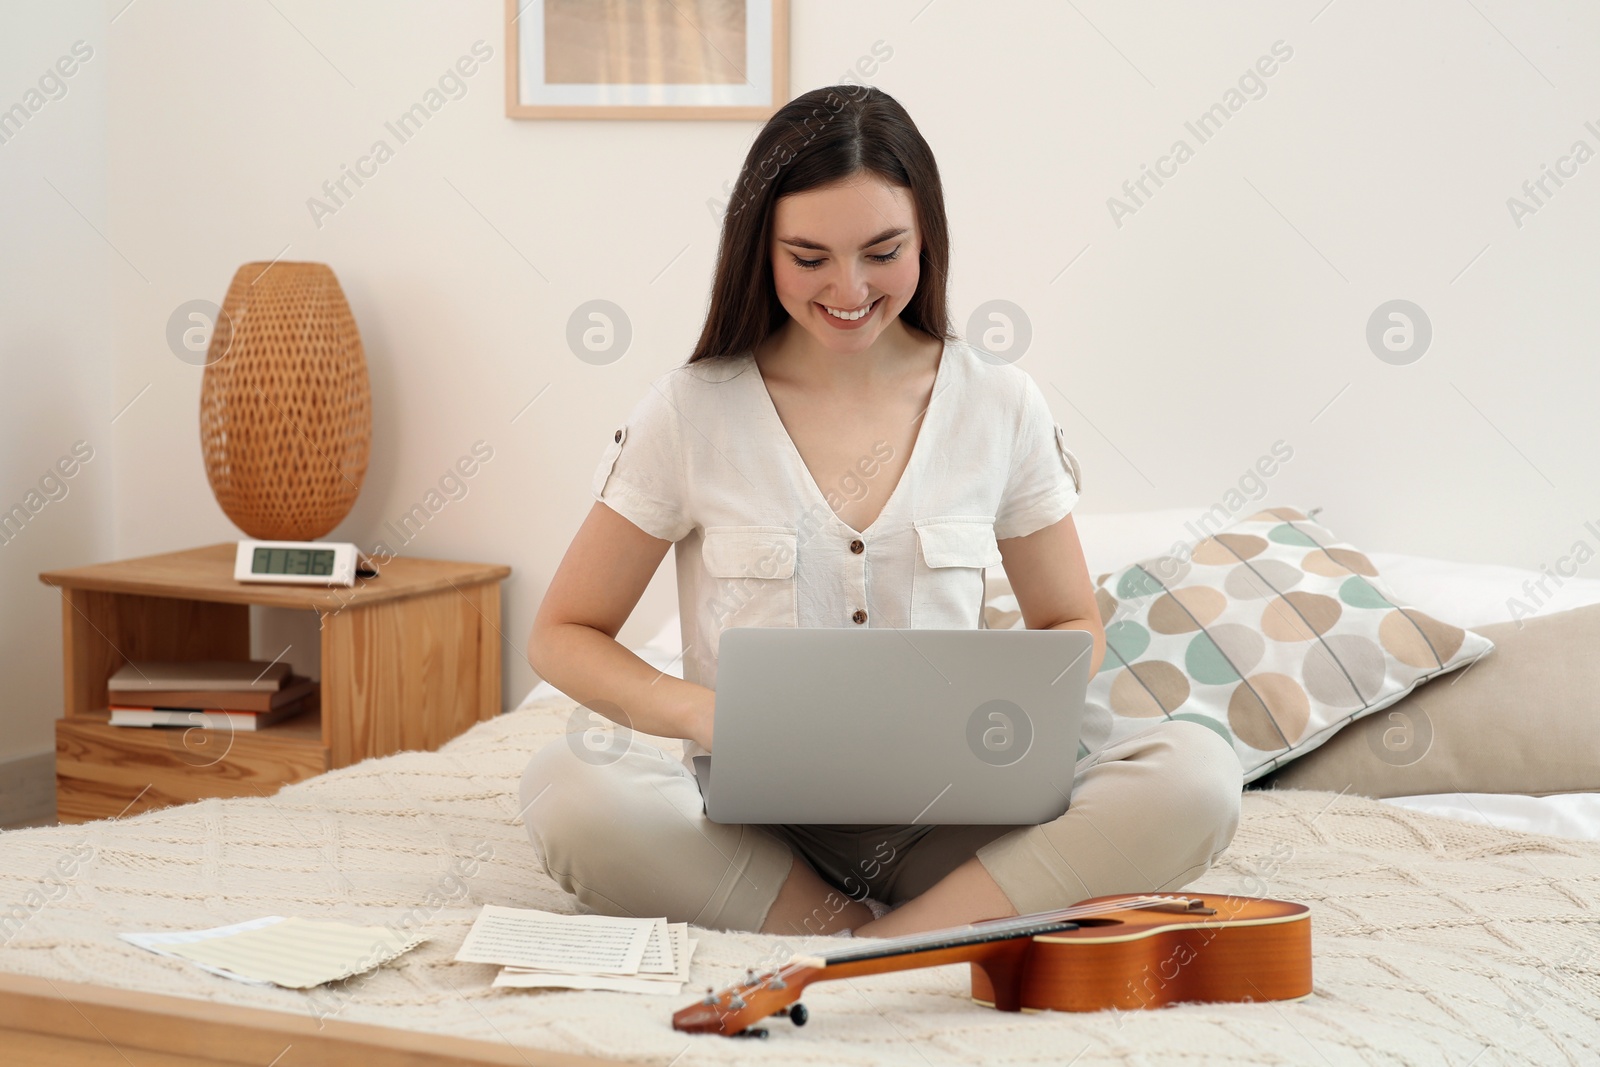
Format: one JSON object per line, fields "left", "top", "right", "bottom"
{"left": 2, "top": 696, "right": 1597, "bottom": 1066}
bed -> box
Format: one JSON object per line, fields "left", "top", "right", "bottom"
{"left": 4, "top": 509, "right": 1599, "bottom": 1066}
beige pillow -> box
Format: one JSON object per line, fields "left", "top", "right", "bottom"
{"left": 1253, "top": 603, "right": 1600, "bottom": 798}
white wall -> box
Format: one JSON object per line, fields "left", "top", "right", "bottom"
{"left": 4, "top": 2, "right": 1599, "bottom": 796}
{"left": 0, "top": 4, "right": 112, "bottom": 784}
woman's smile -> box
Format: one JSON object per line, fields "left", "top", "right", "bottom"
{"left": 817, "top": 296, "right": 883, "bottom": 328}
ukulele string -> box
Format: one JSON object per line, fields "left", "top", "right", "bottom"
{"left": 813, "top": 894, "right": 1191, "bottom": 966}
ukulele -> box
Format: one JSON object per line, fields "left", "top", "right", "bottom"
{"left": 673, "top": 893, "right": 1311, "bottom": 1037}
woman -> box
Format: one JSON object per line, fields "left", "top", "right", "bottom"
{"left": 521, "top": 85, "right": 1242, "bottom": 939}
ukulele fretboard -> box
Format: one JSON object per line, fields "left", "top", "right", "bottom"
{"left": 797, "top": 919, "right": 1079, "bottom": 967}
{"left": 791, "top": 895, "right": 1193, "bottom": 968}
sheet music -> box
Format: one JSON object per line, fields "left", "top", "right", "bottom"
{"left": 494, "top": 924, "right": 697, "bottom": 994}
{"left": 629, "top": 916, "right": 677, "bottom": 974}
{"left": 453, "top": 905, "right": 659, "bottom": 974}
{"left": 121, "top": 916, "right": 426, "bottom": 989}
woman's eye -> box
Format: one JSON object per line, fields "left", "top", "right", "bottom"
{"left": 788, "top": 247, "right": 902, "bottom": 270}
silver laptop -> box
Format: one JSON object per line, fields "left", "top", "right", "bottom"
{"left": 694, "top": 626, "right": 1095, "bottom": 825}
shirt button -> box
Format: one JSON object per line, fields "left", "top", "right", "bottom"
{"left": 613, "top": 429, "right": 623, "bottom": 443}
{"left": 849, "top": 539, "right": 864, "bottom": 554}
{"left": 852, "top": 609, "right": 867, "bottom": 624}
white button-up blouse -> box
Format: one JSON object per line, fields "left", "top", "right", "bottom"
{"left": 590, "top": 340, "right": 1083, "bottom": 767}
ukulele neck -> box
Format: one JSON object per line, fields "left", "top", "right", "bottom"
{"left": 795, "top": 916, "right": 1078, "bottom": 973}
{"left": 791, "top": 894, "right": 1193, "bottom": 976}
{"left": 793, "top": 921, "right": 1068, "bottom": 985}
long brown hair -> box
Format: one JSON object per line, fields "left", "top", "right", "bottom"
{"left": 686, "top": 85, "right": 955, "bottom": 366}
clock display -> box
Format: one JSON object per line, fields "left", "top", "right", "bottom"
{"left": 252, "top": 547, "right": 336, "bottom": 577}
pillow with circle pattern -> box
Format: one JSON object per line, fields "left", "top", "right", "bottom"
{"left": 981, "top": 506, "right": 1496, "bottom": 782}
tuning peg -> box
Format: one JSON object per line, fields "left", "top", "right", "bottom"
{"left": 732, "top": 1026, "right": 769, "bottom": 1039}
{"left": 728, "top": 994, "right": 747, "bottom": 1010}
{"left": 700, "top": 985, "right": 717, "bottom": 1006}
{"left": 767, "top": 977, "right": 787, "bottom": 990}
{"left": 776, "top": 1002, "right": 808, "bottom": 1026}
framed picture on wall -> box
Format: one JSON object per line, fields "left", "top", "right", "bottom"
{"left": 505, "top": 0, "right": 789, "bottom": 120}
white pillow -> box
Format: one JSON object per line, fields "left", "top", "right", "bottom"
{"left": 1072, "top": 506, "right": 1234, "bottom": 577}
{"left": 990, "top": 507, "right": 1600, "bottom": 628}
{"left": 1365, "top": 551, "right": 1600, "bottom": 629}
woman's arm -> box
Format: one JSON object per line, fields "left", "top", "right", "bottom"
{"left": 996, "top": 514, "right": 1108, "bottom": 678}
{"left": 528, "top": 502, "right": 716, "bottom": 751}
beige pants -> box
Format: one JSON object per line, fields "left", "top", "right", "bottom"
{"left": 519, "top": 718, "right": 1242, "bottom": 933}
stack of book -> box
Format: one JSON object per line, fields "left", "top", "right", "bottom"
{"left": 108, "top": 660, "right": 317, "bottom": 731}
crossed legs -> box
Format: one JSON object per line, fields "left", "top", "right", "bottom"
{"left": 519, "top": 718, "right": 1242, "bottom": 937}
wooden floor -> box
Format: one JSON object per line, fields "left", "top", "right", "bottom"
{"left": 0, "top": 972, "right": 647, "bottom": 1067}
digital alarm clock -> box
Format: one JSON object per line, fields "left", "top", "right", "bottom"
{"left": 233, "top": 540, "right": 372, "bottom": 586}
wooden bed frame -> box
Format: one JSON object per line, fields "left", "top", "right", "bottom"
{"left": 0, "top": 971, "right": 647, "bottom": 1067}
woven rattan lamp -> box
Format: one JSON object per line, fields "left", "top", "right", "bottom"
{"left": 199, "top": 262, "right": 371, "bottom": 540}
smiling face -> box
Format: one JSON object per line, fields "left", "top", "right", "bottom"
{"left": 769, "top": 172, "right": 923, "bottom": 355}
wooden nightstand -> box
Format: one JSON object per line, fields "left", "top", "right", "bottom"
{"left": 39, "top": 543, "right": 513, "bottom": 823}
